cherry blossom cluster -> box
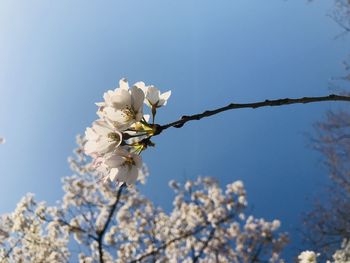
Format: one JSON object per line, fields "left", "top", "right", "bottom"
{"left": 0, "top": 138, "right": 288, "bottom": 262}
{"left": 298, "top": 251, "right": 319, "bottom": 263}
{"left": 0, "top": 195, "right": 69, "bottom": 262}
{"left": 298, "top": 243, "right": 350, "bottom": 263}
{"left": 331, "top": 239, "right": 350, "bottom": 262}
{"left": 84, "top": 78, "right": 171, "bottom": 185}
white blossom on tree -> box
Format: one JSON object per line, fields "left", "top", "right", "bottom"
{"left": 84, "top": 120, "right": 123, "bottom": 157}
{"left": 96, "top": 79, "right": 145, "bottom": 131}
{"left": 298, "top": 250, "right": 319, "bottom": 263}
{"left": 0, "top": 137, "right": 288, "bottom": 263}
{"left": 2, "top": 77, "right": 350, "bottom": 262}
{"left": 298, "top": 240, "right": 350, "bottom": 263}
{"left": 331, "top": 239, "right": 350, "bottom": 262}
{"left": 84, "top": 78, "right": 172, "bottom": 185}
{"left": 98, "top": 147, "right": 143, "bottom": 185}
{"left": 142, "top": 85, "right": 171, "bottom": 109}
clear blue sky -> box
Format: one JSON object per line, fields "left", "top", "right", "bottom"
{"left": 0, "top": 0, "right": 348, "bottom": 259}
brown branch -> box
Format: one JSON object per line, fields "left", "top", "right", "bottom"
{"left": 193, "top": 227, "right": 216, "bottom": 263}
{"left": 0, "top": 239, "right": 21, "bottom": 262}
{"left": 97, "top": 183, "right": 126, "bottom": 263}
{"left": 154, "top": 94, "right": 350, "bottom": 135}
{"left": 131, "top": 215, "right": 233, "bottom": 263}
{"left": 33, "top": 209, "right": 99, "bottom": 242}
{"left": 57, "top": 218, "right": 98, "bottom": 241}
{"left": 131, "top": 227, "right": 205, "bottom": 263}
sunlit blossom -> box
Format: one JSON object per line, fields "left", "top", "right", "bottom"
{"left": 142, "top": 85, "right": 171, "bottom": 108}
{"left": 98, "top": 147, "right": 142, "bottom": 185}
{"left": 84, "top": 120, "right": 123, "bottom": 157}
{"left": 298, "top": 251, "right": 319, "bottom": 263}
{"left": 96, "top": 78, "right": 145, "bottom": 130}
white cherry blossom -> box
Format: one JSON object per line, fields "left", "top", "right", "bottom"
{"left": 142, "top": 85, "right": 171, "bottom": 108}
{"left": 96, "top": 78, "right": 145, "bottom": 130}
{"left": 84, "top": 120, "right": 122, "bottom": 157}
{"left": 298, "top": 251, "right": 318, "bottom": 263}
{"left": 98, "top": 147, "right": 142, "bottom": 185}
{"left": 331, "top": 239, "right": 350, "bottom": 263}
{"left": 0, "top": 138, "right": 288, "bottom": 262}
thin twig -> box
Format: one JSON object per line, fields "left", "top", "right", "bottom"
{"left": 154, "top": 94, "right": 350, "bottom": 135}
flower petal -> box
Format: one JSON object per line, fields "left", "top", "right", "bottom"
{"left": 134, "top": 81, "right": 147, "bottom": 94}
{"left": 105, "top": 155, "right": 125, "bottom": 168}
{"left": 93, "top": 120, "right": 114, "bottom": 135}
{"left": 159, "top": 90, "right": 171, "bottom": 106}
{"left": 126, "top": 166, "right": 139, "bottom": 184}
{"left": 110, "top": 89, "right": 131, "bottom": 108}
{"left": 130, "top": 86, "right": 145, "bottom": 112}
{"left": 119, "top": 78, "right": 129, "bottom": 90}
{"left": 108, "top": 168, "right": 119, "bottom": 181}
{"left": 146, "top": 86, "right": 160, "bottom": 105}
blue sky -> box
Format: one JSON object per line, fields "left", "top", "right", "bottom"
{"left": 0, "top": 0, "right": 348, "bottom": 258}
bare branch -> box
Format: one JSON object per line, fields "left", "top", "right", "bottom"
{"left": 155, "top": 94, "right": 350, "bottom": 134}
{"left": 97, "top": 183, "right": 126, "bottom": 263}
{"left": 193, "top": 227, "right": 216, "bottom": 263}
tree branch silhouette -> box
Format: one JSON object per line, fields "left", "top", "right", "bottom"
{"left": 97, "top": 183, "right": 126, "bottom": 263}
{"left": 131, "top": 214, "right": 234, "bottom": 263}
{"left": 154, "top": 94, "right": 350, "bottom": 135}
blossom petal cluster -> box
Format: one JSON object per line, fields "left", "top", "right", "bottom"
{"left": 84, "top": 78, "right": 171, "bottom": 184}
{"left": 298, "top": 239, "right": 350, "bottom": 263}
{"left": 0, "top": 141, "right": 288, "bottom": 262}
{"left": 298, "top": 250, "right": 319, "bottom": 263}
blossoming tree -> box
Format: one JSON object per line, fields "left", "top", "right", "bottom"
{"left": 2, "top": 79, "right": 350, "bottom": 263}
{"left": 298, "top": 0, "right": 350, "bottom": 259}
{"left": 0, "top": 136, "right": 289, "bottom": 262}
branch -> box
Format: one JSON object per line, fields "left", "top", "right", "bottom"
{"left": 97, "top": 183, "right": 126, "bottom": 263}
{"left": 34, "top": 210, "right": 98, "bottom": 241}
{"left": 251, "top": 243, "right": 264, "bottom": 263}
{"left": 57, "top": 218, "right": 98, "bottom": 241}
{"left": 0, "top": 239, "right": 21, "bottom": 262}
{"left": 193, "top": 227, "right": 216, "bottom": 263}
{"left": 131, "top": 227, "right": 204, "bottom": 263}
{"left": 131, "top": 215, "right": 233, "bottom": 263}
{"left": 155, "top": 94, "right": 350, "bottom": 134}
{"left": 329, "top": 14, "right": 350, "bottom": 39}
